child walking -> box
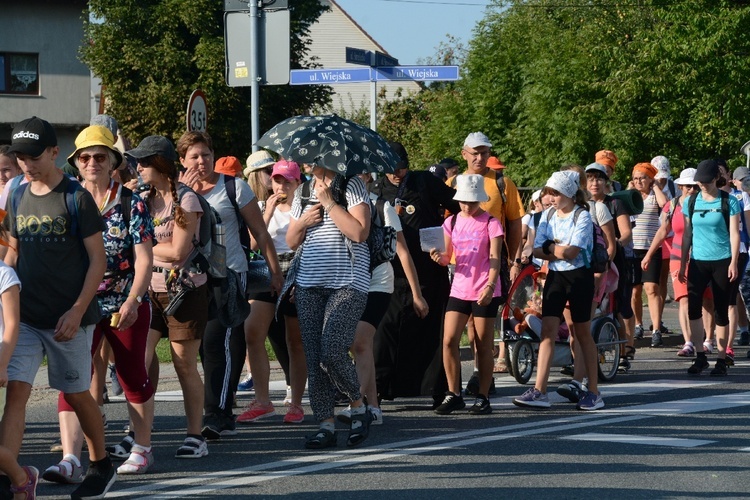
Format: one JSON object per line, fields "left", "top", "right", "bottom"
{"left": 0, "top": 218, "right": 39, "bottom": 499}
{"left": 512, "top": 170, "right": 604, "bottom": 411}
{"left": 430, "top": 174, "right": 503, "bottom": 415}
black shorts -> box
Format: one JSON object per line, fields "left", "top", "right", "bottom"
{"left": 541, "top": 267, "right": 595, "bottom": 324}
{"left": 247, "top": 290, "right": 298, "bottom": 318}
{"left": 359, "top": 291, "right": 392, "bottom": 328}
{"left": 633, "top": 249, "right": 661, "bottom": 284}
{"left": 445, "top": 296, "right": 503, "bottom": 318}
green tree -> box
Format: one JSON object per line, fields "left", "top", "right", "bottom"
{"left": 380, "top": 0, "right": 750, "bottom": 186}
{"left": 82, "top": 0, "right": 331, "bottom": 158}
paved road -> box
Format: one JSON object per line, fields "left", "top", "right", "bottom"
{"left": 19, "top": 302, "right": 750, "bottom": 499}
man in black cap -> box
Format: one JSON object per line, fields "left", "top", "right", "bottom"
{"left": 1, "top": 117, "right": 116, "bottom": 498}
{"left": 439, "top": 157, "right": 459, "bottom": 178}
{"left": 370, "top": 142, "right": 460, "bottom": 406}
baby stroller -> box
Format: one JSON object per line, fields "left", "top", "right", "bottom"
{"left": 497, "top": 264, "right": 623, "bottom": 385}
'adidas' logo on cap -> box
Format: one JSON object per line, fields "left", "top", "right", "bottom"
{"left": 12, "top": 131, "right": 40, "bottom": 141}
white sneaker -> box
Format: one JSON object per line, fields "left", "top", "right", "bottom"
{"left": 117, "top": 445, "right": 154, "bottom": 474}
{"left": 42, "top": 454, "right": 83, "bottom": 484}
{"left": 370, "top": 407, "right": 383, "bottom": 426}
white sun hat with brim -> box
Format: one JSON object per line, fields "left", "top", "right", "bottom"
{"left": 453, "top": 174, "right": 489, "bottom": 202}
{"left": 673, "top": 168, "right": 697, "bottom": 186}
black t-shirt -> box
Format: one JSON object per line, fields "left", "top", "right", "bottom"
{"left": 370, "top": 171, "right": 459, "bottom": 280}
{"left": 9, "top": 176, "right": 106, "bottom": 328}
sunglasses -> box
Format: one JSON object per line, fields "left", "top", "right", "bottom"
{"left": 78, "top": 153, "right": 108, "bottom": 164}
{"left": 136, "top": 156, "right": 156, "bottom": 167}
{"left": 682, "top": 184, "right": 698, "bottom": 191}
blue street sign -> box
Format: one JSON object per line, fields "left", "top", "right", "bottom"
{"left": 346, "top": 47, "right": 371, "bottom": 66}
{"left": 290, "top": 68, "right": 372, "bottom": 85}
{"left": 374, "top": 51, "right": 398, "bottom": 67}
{"left": 375, "top": 65, "right": 459, "bottom": 82}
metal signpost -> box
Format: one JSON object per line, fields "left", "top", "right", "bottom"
{"left": 292, "top": 47, "right": 459, "bottom": 131}
{"left": 224, "top": 1, "right": 290, "bottom": 152}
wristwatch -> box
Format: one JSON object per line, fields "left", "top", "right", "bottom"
{"left": 129, "top": 294, "right": 143, "bottom": 304}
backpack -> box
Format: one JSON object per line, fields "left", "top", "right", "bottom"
{"left": 546, "top": 206, "right": 608, "bottom": 273}
{"left": 176, "top": 184, "right": 227, "bottom": 279}
{"left": 686, "top": 190, "right": 729, "bottom": 233}
{"left": 11, "top": 177, "right": 83, "bottom": 237}
{"left": 301, "top": 178, "right": 397, "bottom": 272}
{"left": 223, "top": 174, "right": 251, "bottom": 253}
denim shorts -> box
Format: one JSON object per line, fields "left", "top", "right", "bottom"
{"left": 8, "top": 323, "right": 94, "bottom": 393}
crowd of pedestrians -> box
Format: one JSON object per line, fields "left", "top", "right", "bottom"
{"left": 0, "top": 114, "right": 748, "bottom": 499}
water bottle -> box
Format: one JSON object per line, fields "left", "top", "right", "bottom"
{"left": 213, "top": 221, "right": 225, "bottom": 246}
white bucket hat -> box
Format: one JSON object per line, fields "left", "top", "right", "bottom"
{"left": 453, "top": 174, "right": 489, "bottom": 202}
{"left": 674, "top": 168, "right": 697, "bottom": 186}
{"left": 651, "top": 155, "right": 671, "bottom": 180}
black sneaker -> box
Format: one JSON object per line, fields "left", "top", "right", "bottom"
{"left": 651, "top": 330, "right": 663, "bottom": 347}
{"left": 488, "top": 377, "right": 497, "bottom": 395}
{"left": 710, "top": 360, "right": 728, "bottom": 377}
{"left": 634, "top": 325, "right": 644, "bottom": 340}
{"left": 0, "top": 475, "right": 12, "bottom": 500}
{"left": 560, "top": 364, "right": 574, "bottom": 376}
{"left": 464, "top": 374, "right": 480, "bottom": 397}
{"left": 687, "top": 356, "right": 709, "bottom": 375}
{"left": 740, "top": 330, "right": 750, "bottom": 346}
{"left": 71, "top": 459, "right": 117, "bottom": 499}
{"left": 201, "top": 414, "right": 222, "bottom": 441}
{"left": 467, "top": 395, "right": 492, "bottom": 415}
{"left": 434, "top": 392, "right": 466, "bottom": 415}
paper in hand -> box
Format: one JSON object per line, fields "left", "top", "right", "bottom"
{"left": 420, "top": 226, "right": 445, "bottom": 253}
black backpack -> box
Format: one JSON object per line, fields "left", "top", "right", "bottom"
{"left": 686, "top": 189, "right": 730, "bottom": 233}
{"left": 301, "top": 178, "right": 397, "bottom": 272}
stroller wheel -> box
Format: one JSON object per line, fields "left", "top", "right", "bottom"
{"left": 512, "top": 339, "right": 534, "bottom": 384}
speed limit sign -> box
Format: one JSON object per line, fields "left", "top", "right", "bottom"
{"left": 187, "top": 90, "right": 208, "bottom": 132}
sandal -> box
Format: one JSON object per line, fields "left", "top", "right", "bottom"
{"left": 347, "top": 408, "right": 373, "bottom": 447}
{"left": 11, "top": 466, "right": 38, "bottom": 500}
{"left": 106, "top": 434, "right": 134, "bottom": 460}
{"left": 493, "top": 358, "right": 509, "bottom": 373}
{"left": 117, "top": 445, "right": 154, "bottom": 474}
{"left": 304, "top": 429, "right": 337, "bottom": 449}
{"left": 624, "top": 346, "right": 636, "bottom": 360}
{"left": 175, "top": 436, "right": 208, "bottom": 459}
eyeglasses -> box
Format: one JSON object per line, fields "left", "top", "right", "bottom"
{"left": 78, "top": 153, "right": 108, "bottom": 164}
{"left": 263, "top": 167, "right": 274, "bottom": 175}
{"left": 463, "top": 149, "right": 490, "bottom": 158}
{"left": 632, "top": 177, "right": 649, "bottom": 182}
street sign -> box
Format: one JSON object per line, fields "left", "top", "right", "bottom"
{"left": 187, "top": 90, "right": 208, "bottom": 132}
{"left": 345, "top": 47, "right": 371, "bottom": 66}
{"left": 374, "top": 51, "right": 398, "bottom": 67}
{"left": 224, "top": 10, "right": 290, "bottom": 86}
{"left": 290, "top": 68, "right": 372, "bottom": 85}
{"left": 375, "top": 65, "right": 459, "bottom": 82}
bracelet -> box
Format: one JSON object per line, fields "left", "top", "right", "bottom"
{"left": 324, "top": 201, "right": 336, "bottom": 213}
{"left": 485, "top": 282, "right": 496, "bottom": 290}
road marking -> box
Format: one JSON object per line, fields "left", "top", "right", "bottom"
{"left": 562, "top": 432, "right": 714, "bottom": 448}
{"left": 108, "top": 389, "right": 750, "bottom": 499}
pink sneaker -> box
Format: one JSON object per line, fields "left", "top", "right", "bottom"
{"left": 236, "top": 400, "right": 275, "bottom": 423}
{"left": 283, "top": 404, "right": 304, "bottom": 424}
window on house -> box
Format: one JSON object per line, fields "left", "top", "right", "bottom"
{"left": 0, "top": 53, "right": 39, "bottom": 95}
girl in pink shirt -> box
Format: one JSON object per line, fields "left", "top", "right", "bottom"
{"left": 430, "top": 174, "right": 503, "bottom": 416}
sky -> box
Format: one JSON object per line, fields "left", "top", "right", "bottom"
{"left": 333, "top": 0, "right": 494, "bottom": 65}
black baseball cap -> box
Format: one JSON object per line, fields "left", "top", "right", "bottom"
{"left": 388, "top": 141, "right": 409, "bottom": 170}
{"left": 125, "top": 135, "right": 177, "bottom": 162}
{"left": 694, "top": 159, "right": 719, "bottom": 183}
{"left": 439, "top": 157, "right": 459, "bottom": 169}
{"left": 8, "top": 116, "right": 57, "bottom": 157}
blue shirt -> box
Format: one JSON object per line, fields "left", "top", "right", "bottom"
{"left": 683, "top": 192, "right": 740, "bottom": 261}
{"left": 534, "top": 206, "right": 593, "bottom": 271}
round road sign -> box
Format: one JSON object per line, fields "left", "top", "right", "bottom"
{"left": 187, "top": 90, "right": 208, "bottom": 132}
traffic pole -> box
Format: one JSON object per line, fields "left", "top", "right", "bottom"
{"left": 250, "top": 0, "right": 260, "bottom": 152}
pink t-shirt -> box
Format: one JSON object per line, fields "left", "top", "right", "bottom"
{"left": 443, "top": 211, "right": 504, "bottom": 301}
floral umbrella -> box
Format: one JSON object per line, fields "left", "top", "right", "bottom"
{"left": 255, "top": 114, "right": 399, "bottom": 175}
